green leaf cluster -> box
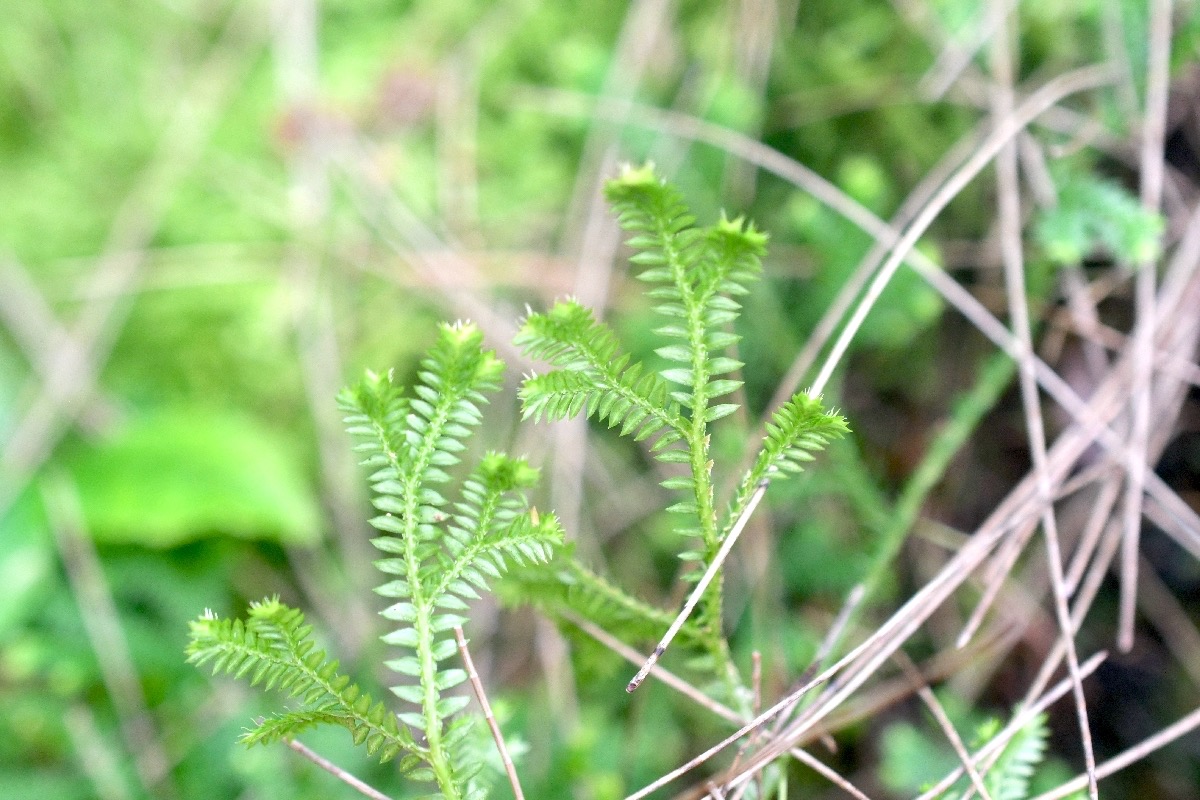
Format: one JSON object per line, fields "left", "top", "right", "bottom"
{"left": 186, "top": 598, "right": 415, "bottom": 765}
{"left": 946, "top": 712, "right": 1086, "bottom": 800}
{"left": 516, "top": 164, "right": 848, "bottom": 693}
{"left": 189, "top": 322, "right": 562, "bottom": 800}
{"left": 189, "top": 172, "right": 846, "bottom": 795}
{"left": 883, "top": 707, "right": 1085, "bottom": 800}
{"left": 1035, "top": 168, "right": 1164, "bottom": 266}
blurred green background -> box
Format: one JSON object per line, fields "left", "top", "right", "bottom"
{"left": 2, "top": 1, "right": 1199, "bottom": 798}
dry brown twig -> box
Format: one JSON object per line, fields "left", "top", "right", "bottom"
{"left": 1120, "top": 0, "right": 1175, "bottom": 654}
{"left": 454, "top": 626, "right": 526, "bottom": 800}
{"left": 989, "top": 3, "right": 1098, "bottom": 794}
{"left": 278, "top": 732, "right": 395, "bottom": 800}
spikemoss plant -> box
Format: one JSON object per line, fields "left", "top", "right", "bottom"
{"left": 188, "top": 323, "right": 562, "bottom": 799}
{"left": 515, "top": 164, "right": 848, "bottom": 703}
{"left": 187, "top": 165, "right": 847, "bottom": 797}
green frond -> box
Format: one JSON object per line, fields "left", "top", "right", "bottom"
{"left": 938, "top": 712, "right": 1056, "bottom": 800}
{"left": 194, "top": 321, "right": 558, "bottom": 800}
{"left": 1034, "top": 168, "right": 1164, "bottom": 266}
{"left": 186, "top": 599, "right": 412, "bottom": 762}
{"left": 422, "top": 452, "right": 562, "bottom": 633}
{"left": 516, "top": 299, "right": 684, "bottom": 445}
{"left": 748, "top": 391, "right": 849, "bottom": 484}
{"left": 245, "top": 710, "right": 418, "bottom": 767}
{"left": 605, "top": 164, "right": 765, "bottom": 413}
{"left": 513, "top": 166, "right": 844, "bottom": 698}
{"left": 499, "top": 550, "right": 707, "bottom": 654}
{"left": 603, "top": 165, "right": 775, "bottom": 583}
{"left": 985, "top": 712, "right": 1050, "bottom": 800}
{"left": 339, "top": 327, "right": 558, "bottom": 799}
{"left": 339, "top": 322, "right": 504, "bottom": 550}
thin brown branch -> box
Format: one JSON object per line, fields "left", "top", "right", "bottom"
{"left": 563, "top": 608, "right": 747, "bottom": 721}
{"left": 719, "top": 745, "right": 875, "bottom": 800}
{"left": 989, "top": 3, "right": 1097, "bottom": 794}
{"left": 454, "top": 626, "right": 525, "bottom": 800}
{"left": 627, "top": 479, "right": 769, "bottom": 692}
{"left": 280, "top": 734, "right": 395, "bottom": 800}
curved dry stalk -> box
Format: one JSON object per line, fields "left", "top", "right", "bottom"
{"left": 551, "top": 0, "right": 673, "bottom": 546}
{"left": 807, "top": 62, "right": 1115, "bottom": 396}
{"left": 271, "top": 0, "right": 378, "bottom": 659}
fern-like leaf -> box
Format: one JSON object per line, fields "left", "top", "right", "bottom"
{"left": 604, "top": 163, "right": 766, "bottom": 416}
{"left": 985, "top": 712, "right": 1050, "bottom": 800}
{"left": 341, "top": 321, "right": 561, "bottom": 799}
{"left": 728, "top": 390, "right": 849, "bottom": 522}
{"left": 516, "top": 299, "right": 685, "bottom": 446}
{"left": 186, "top": 598, "right": 414, "bottom": 764}
{"left": 517, "top": 166, "right": 846, "bottom": 698}
{"left": 506, "top": 551, "right": 707, "bottom": 649}
{"left": 602, "top": 165, "right": 770, "bottom": 567}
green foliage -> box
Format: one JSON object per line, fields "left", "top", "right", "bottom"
{"left": 187, "top": 598, "right": 415, "bottom": 765}
{"left": 883, "top": 707, "right": 1086, "bottom": 800}
{"left": 517, "top": 299, "right": 682, "bottom": 442}
{"left": 1035, "top": 167, "right": 1165, "bottom": 266}
{"left": 189, "top": 173, "right": 847, "bottom": 797}
{"left": 190, "top": 322, "right": 562, "bottom": 800}
{"left": 976, "top": 713, "right": 1049, "bottom": 800}
{"left": 9, "top": 2, "right": 1173, "bottom": 797}
{"left": 505, "top": 549, "right": 710, "bottom": 650}
{"left": 516, "top": 164, "right": 847, "bottom": 692}
{"left": 65, "top": 408, "right": 321, "bottom": 547}
{"left": 0, "top": 492, "right": 52, "bottom": 639}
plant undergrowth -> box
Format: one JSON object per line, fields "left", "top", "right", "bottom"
{"left": 187, "top": 164, "right": 850, "bottom": 797}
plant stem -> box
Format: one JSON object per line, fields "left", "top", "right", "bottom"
{"left": 417, "top": 606, "right": 459, "bottom": 798}
{"left": 398, "top": 396, "right": 461, "bottom": 798}
{"left": 627, "top": 481, "right": 767, "bottom": 693}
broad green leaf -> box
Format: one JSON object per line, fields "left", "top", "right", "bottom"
{"left": 65, "top": 408, "right": 321, "bottom": 547}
